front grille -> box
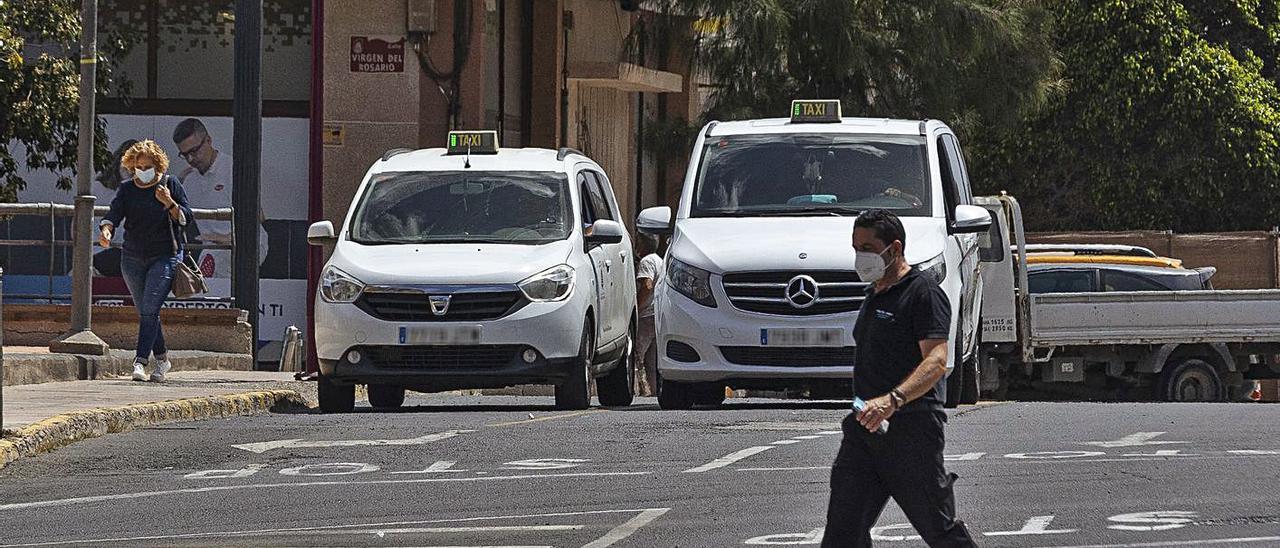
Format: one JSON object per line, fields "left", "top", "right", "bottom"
{"left": 666, "top": 341, "right": 701, "bottom": 363}
{"left": 722, "top": 271, "right": 868, "bottom": 316}
{"left": 356, "top": 290, "right": 525, "bottom": 322}
{"left": 720, "top": 346, "right": 855, "bottom": 367}
{"left": 364, "top": 345, "right": 522, "bottom": 369}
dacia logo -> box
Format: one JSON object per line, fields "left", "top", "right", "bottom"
{"left": 428, "top": 295, "right": 452, "bottom": 316}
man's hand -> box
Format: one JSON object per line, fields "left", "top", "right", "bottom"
{"left": 154, "top": 184, "right": 175, "bottom": 208}
{"left": 856, "top": 394, "right": 897, "bottom": 433}
{"left": 98, "top": 225, "right": 113, "bottom": 248}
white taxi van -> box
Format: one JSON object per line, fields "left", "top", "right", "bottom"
{"left": 638, "top": 101, "right": 993, "bottom": 409}
{"left": 309, "top": 131, "right": 637, "bottom": 412}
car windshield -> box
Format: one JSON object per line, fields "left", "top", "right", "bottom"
{"left": 691, "top": 133, "right": 931, "bottom": 217}
{"left": 349, "top": 171, "right": 571, "bottom": 245}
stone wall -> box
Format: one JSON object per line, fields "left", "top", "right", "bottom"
{"left": 3, "top": 305, "right": 252, "bottom": 354}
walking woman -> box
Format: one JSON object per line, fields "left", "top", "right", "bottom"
{"left": 98, "top": 140, "right": 194, "bottom": 382}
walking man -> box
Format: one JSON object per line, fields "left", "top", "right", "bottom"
{"left": 822, "top": 209, "right": 976, "bottom": 547}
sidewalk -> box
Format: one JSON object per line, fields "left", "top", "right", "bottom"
{"left": 1, "top": 371, "right": 313, "bottom": 469}
{"left": 2, "top": 346, "right": 253, "bottom": 387}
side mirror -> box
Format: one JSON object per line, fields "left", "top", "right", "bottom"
{"left": 637, "top": 206, "right": 673, "bottom": 235}
{"left": 950, "top": 205, "right": 992, "bottom": 235}
{"left": 307, "top": 220, "right": 336, "bottom": 246}
{"left": 585, "top": 219, "right": 625, "bottom": 246}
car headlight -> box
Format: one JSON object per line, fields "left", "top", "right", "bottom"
{"left": 520, "top": 264, "right": 575, "bottom": 302}
{"left": 915, "top": 253, "right": 947, "bottom": 284}
{"left": 320, "top": 266, "right": 365, "bottom": 303}
{"left": 667, "top": 257, "right": 717, "bottom": 308}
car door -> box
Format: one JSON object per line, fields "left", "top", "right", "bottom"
{"left": 577, "top": 172, "right": 612, "bottom": 349}
{"left": 581, "top": 169, "right": 628, "bottom": 345}
{"left": 938, "top": 134, "right": 982, "bottom": 356}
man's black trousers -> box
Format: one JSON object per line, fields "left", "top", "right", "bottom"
{"left": 821, "top": 410, "right": 977, "bottom": 547}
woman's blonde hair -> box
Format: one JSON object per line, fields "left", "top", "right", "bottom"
{"left": 120, "top": 140, "right": 170, "bottom": 175}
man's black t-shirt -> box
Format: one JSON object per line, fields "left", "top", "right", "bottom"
{"left": 852, "top": 267, "right": 952, "bottom": 413}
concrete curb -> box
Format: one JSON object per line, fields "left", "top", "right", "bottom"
{"left": 2, "top": 350, "right": 254, "bottom": 387}
{"left": 0, "top": 390, "right": 308, "bottom": 470}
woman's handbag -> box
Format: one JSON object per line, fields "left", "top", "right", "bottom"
{"left": 166, "top": 179, "right": 208, "bottom": 298}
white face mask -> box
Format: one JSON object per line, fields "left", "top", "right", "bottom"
{"left": 855, "top": 247, "right": 893, "bottom": 283}
{"left": 134, "top": 167, "right": 156, "bottom": 185}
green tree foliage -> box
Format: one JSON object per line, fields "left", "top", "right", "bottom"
{"left": 0, "top": 0, "right": 133, "bottom": 202}
{"left": 971, "top": 1, "right": 1280, "bottom": 232}
{"left": 642, "top": 0, "right": 1060, "bottom": 134}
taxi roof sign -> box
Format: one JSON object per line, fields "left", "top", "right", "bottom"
{"left": 446, "top": 130, "right": 499, "bottom": 155}
{"left": 790, "top": 100, "right": 842, "bottom": 123}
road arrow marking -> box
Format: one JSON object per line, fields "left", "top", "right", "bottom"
{"left": 1082, "top": 432, "right": 1187, "bottom": 448}
{"left": 232, "top": 430, "right": 474, "bottom": 454}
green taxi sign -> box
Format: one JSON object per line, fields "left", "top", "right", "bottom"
{"left": 446, "top": 130, "right": 499, "bottom": 155}
{"left": 790, "top": 100, "right": 842, "bottom": 123}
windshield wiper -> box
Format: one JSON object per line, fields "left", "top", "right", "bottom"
{"left": 753, "top": 206, "right": 861, "bottom": 217}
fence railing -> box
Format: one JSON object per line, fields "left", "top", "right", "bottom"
{"left": 0, "top": 202, "right": 234, "bottom": 303}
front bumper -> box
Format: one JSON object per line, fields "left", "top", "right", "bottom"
{"left": 318, "top": 346, "right": 577, "bottom": 390}
{"left": 656, "top": 282, "right": 856, "bottom": 384}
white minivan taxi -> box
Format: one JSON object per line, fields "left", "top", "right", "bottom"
{"left": 637, "top": 101, "right": 993, "bottom": 410}
{"left": 309, "top": 131, "right": 637, "bottom": 413}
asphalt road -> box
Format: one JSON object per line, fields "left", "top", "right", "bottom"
{"left": 2, "top": 395, "right": 1279, "bottom": 547}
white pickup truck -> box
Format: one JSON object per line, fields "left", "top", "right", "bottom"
{"left": 976, "top": 194, "right": 1280, "bottom": 401}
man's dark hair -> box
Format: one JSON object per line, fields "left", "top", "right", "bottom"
{"left": 172, "top": 118, "right": 208, "bottom": 144}
{"left": 854, "top": 209, "right": 907, "bottom": 249}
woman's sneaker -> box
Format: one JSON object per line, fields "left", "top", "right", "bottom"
{"left": 131, "top": 362, "right": 148, "bottom": 382}
{"left": 150, "top": 359, "right": 172, "bottom": 383}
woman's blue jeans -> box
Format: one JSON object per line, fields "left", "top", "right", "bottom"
{"left": 120, "top": 252, "right": 180, "bottom": 363}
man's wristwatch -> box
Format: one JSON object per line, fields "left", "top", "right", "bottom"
{"left": 889, "top": 389, "right": 907, "bottom": 409}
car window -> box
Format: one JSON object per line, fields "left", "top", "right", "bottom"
{"left": 943, "top": 134, "right": 973, "bottom": 205}
{"left": 1028, "top": 270, "right": 1095, "bottom": 294}
{"left": 1102, "top": 271, "right": 1171, "bottom": 292}
{"left": 577, "top": 173, "right": 598, "bottom": 227}
{"left": 583, "top": 171, "right": 614, "bottom": 221}
{"left": 937, "top": 137, "right": 962, "bottom": 222}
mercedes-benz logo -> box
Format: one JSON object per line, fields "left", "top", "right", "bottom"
{"left": 785, "top": 275, "right": 819, "bottom": 309}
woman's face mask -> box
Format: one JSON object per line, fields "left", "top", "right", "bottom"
{"left": 134, "top": 166, "right": 157, "bottom": 186}
{"left": 854, "top": 246, "right": 894, "bottom": 283}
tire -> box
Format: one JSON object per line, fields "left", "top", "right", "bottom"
{"left": 1158, "top": 358, "right": 1224, "bottom": 402}
{"left": 368, "top": 384, "right": 406, "bottom": 409}
{"left": 658, "top": 376, "right": 695, "bottom": 410}
{"left": 555, "top": 320, "right": 594, "bottom": 410}
{"left": 944, "top": 334, "right": 963, "bottom": 408}
{"left": 597, "top": 325, "right": 635, "bottom": 407}
{"left": 694, "top": 384, "right": 727, "bottom": 407}
{"left": 318, "top": 375, "right": 355, "bottom": 414}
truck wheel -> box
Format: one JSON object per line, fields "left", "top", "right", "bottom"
{"left": 959, "top": 329, "right": 982, "bottom": 405}
{"left": 555, "top": 321, "right": 594, "bottom": 410}
{"left": 1158, "top": 358, "right": 1224, "bottom": 402}
{"left": 597, "top": 327, "right": 635, "bottom": 407}
{"left": 694, "top": 384, "right": 727, "bottom": 407}
{"left": 944, "top": 336, "right": 963, "bottom": 408}
{"left": 318, "top": 375, "right": 355, "bottom": 414}
{"left": 368, "top": 384, "right": 406, "bottom": 409}
{"left": 658, "top": 377, "right": 695, "bottom": 410}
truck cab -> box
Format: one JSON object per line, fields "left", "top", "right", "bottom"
{"left": 639, "top": 101, "right": 993, "bottom": 409}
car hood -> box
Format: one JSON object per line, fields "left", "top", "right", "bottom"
{"left": 669, "top": 216, "right": 946, "bottom": 273}
{"left": 329, "top": 239, "right": 576, "bottom": 285}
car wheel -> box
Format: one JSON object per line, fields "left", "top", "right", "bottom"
{"left": 318, "top": 375, "right": 355, "bottom": 414}
{"left": 368, "top": 384, "right": 406, "bottom": 409}
{"left": 1158, "top": 358, "right": 1223, "bottom": 402}
{"left": 658, "top": 375, "right": 695, "bottom": 410}
{"left": 597, "top": 324, "right": 635, "bottom": 407}
{"left": 555, "top": 320, "right": 594, "bottom": 410}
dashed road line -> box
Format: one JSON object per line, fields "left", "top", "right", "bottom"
{"left": 581, "top": 508, "right": 671, "bottom": 548}
{"left": 1032, "top": 536, "right": 1280, "bottom": 548}
{"left": 685, "top": 446, "right": 775, "bottom": 473}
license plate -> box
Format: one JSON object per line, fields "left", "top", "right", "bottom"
{"left": 399, "top": 325, "right": 481, "bottom": 345}
{"left": 760, "top": 328, "right": 845, "bottom": 347}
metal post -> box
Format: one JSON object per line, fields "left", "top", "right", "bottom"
{"left": 2, "top": 267, "right": 6, "bottom": 430}
{"left": 50, "top": 0, "right": 109, "bottom": 355}
{"left": 233, "top": 0, "right": 263, "bottom": 362}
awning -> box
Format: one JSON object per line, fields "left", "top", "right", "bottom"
{"left": 569, "top": 62, "right": 683, "bottom": 93}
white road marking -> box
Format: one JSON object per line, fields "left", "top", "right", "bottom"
{"left": 818, "top": 430, "right": 842, "bottom": 435}
{"left": 0, "top": 508, "right": 669, "bottom": 548}
{"left": 1005, "top": 451, "right": 1107, "bottom": 459}
{"left": 946, "top": 452, "right": 986, "bottom": 461}
{"left": 280, "top": 462, "right": 380, "bottom": 476}
{"left": 231, "top": 429, "right": 473, "bottom": 453}
{"left": 1122, "top": 450, "right": 1192, "bottom": 457}
{"left": 358, "top": 525, "right": 583, "bottom": 534}
{"left": 791, "top": 435, "right": 824, "bottom": 440}
{"left": 1082, "top": 432, "right": 1187, "bottom": 448}
{"left": 738, "top": 466, "right": 828, "bottom": 472}
{"left": 0, "top": 472, "right": 651, "bottom": 512}
{"left": 871, "top": 524, "right": 922, "bottom": 541}
{"left": 1229, "top": 449, "right": 1280, "bottom": 455}
{"left": 1107, "top": 511, "right": 1197, "bottom": 531}
{"left": 771, "top": 440, "right": 803, "bottom": 445}
{"left": 391, "top": 461, "right": 467, "bottom": 474}
{"left": 985, "top": 515, "right": 1077, "bottom": 536}
{"left": 1029, "top": 536, "right": 1280, "bottom": 548}
{"left": 684, "top": 446, "right": 774, "bottom": 473}
{"left": 184, "top": 464, "right": 266, "bottom": 480}
{"left": 744, "top": 528, "right": 824, "bottom": 544}
{"left": 580, "top": 508, "right": 670, "bottom": 548}
{"left": 500, "top": 458, "right": 589, "bottom": 471}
